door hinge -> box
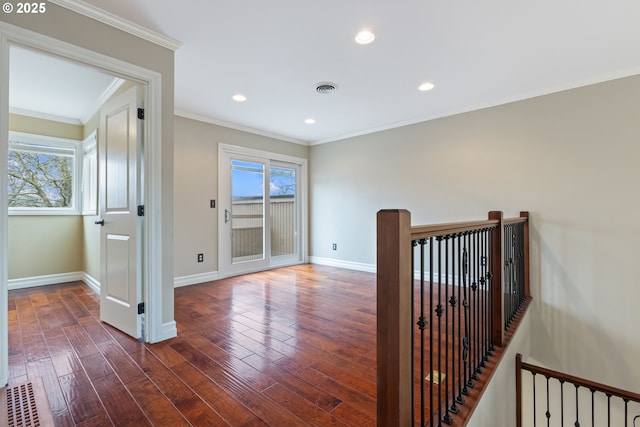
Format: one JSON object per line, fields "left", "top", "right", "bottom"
{"left": 137, "top": 108, "right": 145, "bottom": 120}
{"left": 137, "top": 205, "right": 144, "bottom": 217}
{"left": 137, "top": 302, "right": 145, "bottom": 315}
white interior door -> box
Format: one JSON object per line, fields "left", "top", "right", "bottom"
{"left": 97, "top": 86, "right": 143, "bottom": 339}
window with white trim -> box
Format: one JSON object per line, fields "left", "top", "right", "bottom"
{"left": 8, "top": 131, "right": 81, "bottom": 215}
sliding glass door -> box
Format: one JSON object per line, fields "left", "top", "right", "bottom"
{"left": 219, "top": 145, "right": 305, "bottom": 276}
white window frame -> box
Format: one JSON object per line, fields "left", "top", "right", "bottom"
{"left": 81, "top": 130, "right": 98, "bottom": 215}
{"left": 7, "top": 131, "right": 82, "bottom": 215}
{"left": 218, "top": 143, "right": 308, "bottom": 277}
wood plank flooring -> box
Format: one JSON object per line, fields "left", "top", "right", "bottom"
{"left": 7, "top": 264, "right": 378, "bottom": 426}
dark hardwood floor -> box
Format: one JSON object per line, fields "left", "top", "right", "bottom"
{"left": 7, "top": 264, "right": 378, "bottom": 426}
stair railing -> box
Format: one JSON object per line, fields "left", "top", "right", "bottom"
{"left": 516, "top": 353, "right": 640, "bottom": 427}
{"left": 377, "top": 210, "right": 530, "bottom": 426}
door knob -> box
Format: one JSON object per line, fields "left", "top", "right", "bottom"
{"left": 95, "top": 219, "right": 105, "bottom": 226}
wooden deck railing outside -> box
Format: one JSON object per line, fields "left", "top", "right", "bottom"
{"left": 377, "top": 210, "right": 530, "bottom": 426}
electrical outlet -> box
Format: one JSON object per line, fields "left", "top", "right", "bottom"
{"left": 197, "top": 253, "right": 204, "bottom": 262}
{"left": 210, "top": 199, "right": 216, "bottom": 208}
{"left": 332, "top": 243, "right": 337, "bottom": 251}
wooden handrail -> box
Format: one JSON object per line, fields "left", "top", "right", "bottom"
{"left": 411, "top": 219, "right": 499, "bottom": 240}
{"left": 516, "top": 353, "right": 640, "bottom": 403}
{"left": 504, "top": 216, "right": 528, "bottom": 225}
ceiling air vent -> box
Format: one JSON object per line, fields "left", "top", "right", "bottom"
{"left": 315, "top": 82, "right": 338, "bottom": 94}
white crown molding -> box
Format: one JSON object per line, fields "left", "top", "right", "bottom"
{"left": 80, "top": 77, "right": 125, "bottom": 124}
{"left": 175, "top": 110, "right": 310, "bottom": 146}
{"left": 9, "top": 106, "right": 82, "bottom": 125}
{"left": 48, "top": 0, "right": 182, "bottom": 51}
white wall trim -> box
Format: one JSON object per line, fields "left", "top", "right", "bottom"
{"left": 160, "top": 321, "right": 177, "bottom": 341}
{"left": 175, "top": 110, "right": 309, "bottom": 146}
{"left": 174, "top": 272, "right": 220, "bottom": 288}
{"left": 82, "top": 273, "right": 100, "bottom": 294}
{"left": 309, "top": 256, "right": 376, "bottom": 273}
{"left": 48, "top": 0, "right": 182, "bottom": 51}
{"left": 0, "top": 29, "right": 11, "bottom": 387}
{"left": 7, "top": 271, "right": 101, "bottom": 294}
{"left": 9, "top": 106, "right": 81, "bottom": 125}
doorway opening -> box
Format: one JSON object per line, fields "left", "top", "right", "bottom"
{"left": 1, "top": 23, "right": 170, "bottom": 390}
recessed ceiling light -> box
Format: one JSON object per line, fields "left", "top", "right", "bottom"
{"left": 418, "top": 82, "right": 435, "bottom": 92}
{"left": 304, "top": 118, "right": 316, "bottom": 125}
{"left": 355, "top": 30, "right": 375, "bottom": 45}
{"left": 232, "top": 94, "right": 247, "bottom": 102}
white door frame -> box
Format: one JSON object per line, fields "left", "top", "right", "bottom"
{"left": 218, "top": 143, "right": 308, "bottom": 278}
{"left": 0, "top": 22, "right": 167, "bottom": 386}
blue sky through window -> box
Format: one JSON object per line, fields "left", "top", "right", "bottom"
{"left": 232, "top": 160, "right": 296, "bottom": 199}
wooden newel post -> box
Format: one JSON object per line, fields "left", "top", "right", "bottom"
{"left": 488, "top": 211, "right": 504, "bottom": 347}
{"left": 377, "top": 209, "right": 413, "bottom": 426}
{"left": 520, "top": 211, "right": 530, "bottom": 298}
{"left": 515, "top": 353, "right": 523, "bottom": 427}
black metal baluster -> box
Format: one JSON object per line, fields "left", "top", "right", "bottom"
{"left": 533, "top": 372, "right": 537, "bottom": 427}
{"left": 472, "top": 231, "right": 480, "bottom": 379}
{"left": 546, "top": 375, "right": 551, "bottom": 427}
{"left": 575, "top": 384, "right": 580, "bottom": 427}
{"left": 560, "top": 380, "right": 565, "bottom": 427}
{"left": 505, "top": 224, "right": 512, "bottom": 328}
{"left": 442, "top": 236, "right": 453, "bottom": 425}
{"left": 417, "top": 239, "right": 427, "bottom": 427}
{"left": 481, "top": 229, "right": 488, "bottom": 365}
{"left": 462, "top": 237, "right": 472, "bottom": 394}
{"left": 449, "top": 235, "right": 459, "bottom": 415}
{"left": 457, "top": 234, "right": 466, "bottom": 403}
{"left": 624, "top": 399, "right": 629, "bottom": 427}
{"left": 436, "top": 237, "right": 444, "bottom": 425}
{"left": 518, "top": 223, "right": 524, "bottom": 306}
{"left": 429, "top": 237, "right": 435, "bottom": 427}
{"left": 488, "top": 227, "right": 495, "bottom": 353}
{"left": 411, "top": 240, "right": 416, "bottom": 425}
{"left": 590, "top": 389, "right": 594, "bottom": 427}
{"left": 606, "top": 394, "right": 611, "bottom": 427}
{"left": 468, "top": 232, "right": 473, "bottom": 381}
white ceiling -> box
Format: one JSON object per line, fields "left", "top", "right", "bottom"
{"left": 9, "top": 45, "right": 122, "bottom": 125}
{"left": 13, "top": 1, "right": 640, "bottom": 143}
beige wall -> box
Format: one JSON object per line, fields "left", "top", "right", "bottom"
{"left": 8, "top": 216, "right": 82, "bottom": 279}
{"left": 173, "top": 116, "right": 309, "bottom": 278}
{"left": 310, "top": 74, "right": 640, "bottom": 391}
{"left": 2, "top": 3, "right": 175, "bottom": 325}
{"left": 9, "top": 113, "right": 83, "bottom": 140}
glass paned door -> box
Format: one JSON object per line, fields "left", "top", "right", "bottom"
{"left": 219, "top": 145, "right": 305, "bottom": 276}
{"left": 231, "top": 160, "right": 265, "bottom": 264}
{"left": 269, "top": 164, "right": 297, "bottom": 258}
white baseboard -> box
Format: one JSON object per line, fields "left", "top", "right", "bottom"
{"left": 309, "top": 256, "right": 376, "bottom": 273}
{"left": 174, "top": 271, "right": 220, "bottom": 288}
{"left": 82, "top": 273, "right": 100, "bottom": 294}
{"left": 158, "top": 321, "right": 177, "bottom": 341}
{"left": 8, "top": 271, "right": 85, "bottom": 290}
